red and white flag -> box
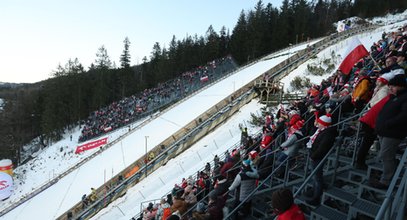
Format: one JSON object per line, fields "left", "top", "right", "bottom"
{"left": 75, "top": 137, "right": 108, "bottom": 154}
{"left": 200, "top": 75, "right": 209, "bottom": 82}
{"left": 338, "top": 37, "right": 369, "bottom": 75}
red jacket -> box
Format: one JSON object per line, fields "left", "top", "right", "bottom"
{"left": 261, "top": 134, "right": 273, "bottom": 149}
{"left": 359, "top": 95, "right": 390, "bottom": 129}
{"left": 277, "top": 204, "right": 305, "bottom": 220}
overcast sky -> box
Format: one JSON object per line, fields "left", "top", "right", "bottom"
{"left": 0, "top": 0, "right": 283, "bottom": 83}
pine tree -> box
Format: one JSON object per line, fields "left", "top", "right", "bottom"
{"left": 120, "top": 37, "right": 131, "bottom": 69}
{"left": 95, "top": 45, "right": 112, "bottom": 69}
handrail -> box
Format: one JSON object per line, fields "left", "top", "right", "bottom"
{"left": 224, "top": 156, "right": 291, "bottom": 220}
{"left": 293, "top": 134, "right": 344, "bottom": 198}
{"left": 375, "top": 146, "right": 407, "bottom": 220}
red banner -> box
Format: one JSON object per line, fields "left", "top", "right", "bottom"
{"left": 200, "top": 75, "right": 209, "bottom": 82}
{"left": 75, "top": 137, "right": 108, "bottom": 154}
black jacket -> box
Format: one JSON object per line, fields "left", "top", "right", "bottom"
{"left": 375, "top": 89, "right": 407, "bottom": 139}
{"left": 310, "top": 126, "right": 338, "bottom": 160}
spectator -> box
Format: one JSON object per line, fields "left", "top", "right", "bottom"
{"left": 276, "top": 120, "right": 305, "bottom": 164}
{"left": 367, "top": 74, "right": 391, "bottom": 108}
{"left": 155, "top": 198, "right": 171, "bottom": 220}
{"left": 228, "top": 159, "right": 259, "bottom": 218}
{"left": 351, "top": 70, "right": 372, "bottom": 112}
{"left": 206, "top": 192, "right": 226, "bottom": 220}
{"left": 171, "top": 189, "right": 188, "bottom": 215}
{"left": 371, "top": 74, "right": 407, "bottom": 189}
{"left": 89, "top": 187, "right": 97, "bottom": 202}
{"left": 304, "top": 114, "right": 337, "bottom": 205}
{"left": 271, "top": 188, "right": 305, "bottom": 220}
{"left": 396, "top": 51, "right": 407, "bottom": 70}
{"left": 356, "top": 95, "right": 390, "bottom": 170}
{"left": 212, "top": 175, "right": 229, "bottom": 197}
{"left": 182, "top": 185, "right": 197, "bottom": 207}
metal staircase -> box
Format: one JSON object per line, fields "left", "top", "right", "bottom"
{"left": 229, "top": 115, "right": 407, "bottom": 220}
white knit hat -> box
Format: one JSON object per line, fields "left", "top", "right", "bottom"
{"left": 317, "top": 114, "right": 332, "bottom": 126}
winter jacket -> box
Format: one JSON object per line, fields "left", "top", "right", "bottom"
{"left": 155, "top": 202, "right": 171, "bottom": 220}
{"left": 280, "top": 129, "right": 304, "bottom": 157}
{"left": 261, "top": 132, "right": 273, "bottom": 149}
{"left": 277, "top": 204, "right": 306, "bottom": 220}
{"left": 213, "top": 179, "right": 229, "bottom": 197}
{"left": 376, "top": 89, "right": 407, "bottom": 139}
{"left": 207, "top": 196, "right": 226, "bottom": 220}
{"left": 171, "top": 198, "right": 188, "bottom": 215}
{"left": 352, "top": 77, "right": 371, "bottom": 103}
{"left": 310, "top": 126, "right": 337, "bottom": 160}
{"left": 360, "top": 95, "right": 390, "bottom": 129}
{"left": 228, "top": 165, "right": 259, "bottom": 202}
{"left": 368, "top": 85, "right": 389, "bottom": 108}
{"left": 183, "top": 191, "right": 197, "bottom": 205}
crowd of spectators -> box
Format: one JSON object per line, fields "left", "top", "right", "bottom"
{"left": 135, "top": 23, "right": 407, "bottom": 220}
{"left": 79, "top": 56, "right": 237, "bottom": 142}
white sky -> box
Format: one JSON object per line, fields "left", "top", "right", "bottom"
{"left": 0, "top": 0, "right": 282, "bottom": 83}
{"left": 1, "top": 11, "right": 406, "bottom": 220}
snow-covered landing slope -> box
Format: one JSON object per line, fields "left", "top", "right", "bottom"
{"left": 2, "top": 40, "right": 315, "bottom": 220}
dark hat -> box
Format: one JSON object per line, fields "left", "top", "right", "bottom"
{"left": 388, "top": 74, "right": 407, "bottom": 87}
{"left": 166, "top": 215, "right": 180, "bottom": 220}
{"left": 196, "top": 202, "right": 206, "bottom": 213}
{"left": 271, "top": 188, "right": 294, "bottom": 213}
{"left": 208, "top": 191, "right": 217, "bottom": 201}
{"left": 147, "top": 202, "right": 153, "bottom": 211}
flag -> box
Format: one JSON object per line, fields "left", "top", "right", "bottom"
{"left": 338, "top": 37, "right": 369, "bottom": 75}
{"left": 75, "top": 137, "right": 108, "bottom": 154}
{"left": 200, "top": 75, "right": 209, "bottom": 82}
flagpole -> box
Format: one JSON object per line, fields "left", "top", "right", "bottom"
{"left": 369, "top": 54, "right": 382, "bottom": 71}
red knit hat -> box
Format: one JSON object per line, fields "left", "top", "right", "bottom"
{"left": 292, "top": 120, "right": 304, "bottom": 130}
{"left": 377, "top": 76, "right": 388, "bottom": 84}
{"left": 317, "top": 114, "right": 332, "bottom": 126}
{"left": 249, "top": 150, "right": 258, "bottom": 159}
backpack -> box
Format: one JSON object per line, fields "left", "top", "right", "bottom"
{"left": 162, "top": 208, "right": 171, "bottom": 220}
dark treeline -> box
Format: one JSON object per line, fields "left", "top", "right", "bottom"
{"left": 0, "top": 0, "right": 406, "bottom": 164}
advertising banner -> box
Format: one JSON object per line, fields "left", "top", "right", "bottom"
{"left": 75, "top": 137, "right": 108, "bottom": 154}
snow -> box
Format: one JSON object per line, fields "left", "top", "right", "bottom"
{"left": 1, "top": 11, "right": 407, "bottom": 220}
{"left": 1, "top": 38, "right": 314, "bottom": 220}
{"left": 0, "top": 98, "right": 3, "bottom": 111}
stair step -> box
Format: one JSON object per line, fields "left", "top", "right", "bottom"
{"left": 311, "top": 204, "right": 348, "bottom": 220}
{"left": 289, "top": 169, "right": 306, "bottom": 178}
{"left": 328, "top": 155, "right": 352, "bottom": 164}
{"left": 324, "top": 187, "right": 357, "bottom": 205}
{"left": 368, "top": 163, "right": 383, "bottom": 175}
{"left": 294, "top": 194, "right": 318, "bottom": 209}
{"left": 359, "top": 180, "right": 387, "bottom": 195}
{"left": 350, "top": 167, "right": 368, "bottom": 178}
{"left": 252, "top": 200, "right": 270, "bottom": 217}
{"left": 350, "top": 198, "right": 380, "bottom": 218}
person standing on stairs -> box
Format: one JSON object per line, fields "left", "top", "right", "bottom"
{"left": 304, "top": 113, "right": 337, "bottom": 205}
{"left": 355, "top": 74, "right": 392, "bottom": 170}
{"left": 370, "top": 74, "right": 407, "bottom": 189}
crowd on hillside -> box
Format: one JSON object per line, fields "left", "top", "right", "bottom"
{"left": 134, "top": 24, "right": 407, "bottom": 220}
{"left": 78, "top": 56, "right": 237, "bottom": 142}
